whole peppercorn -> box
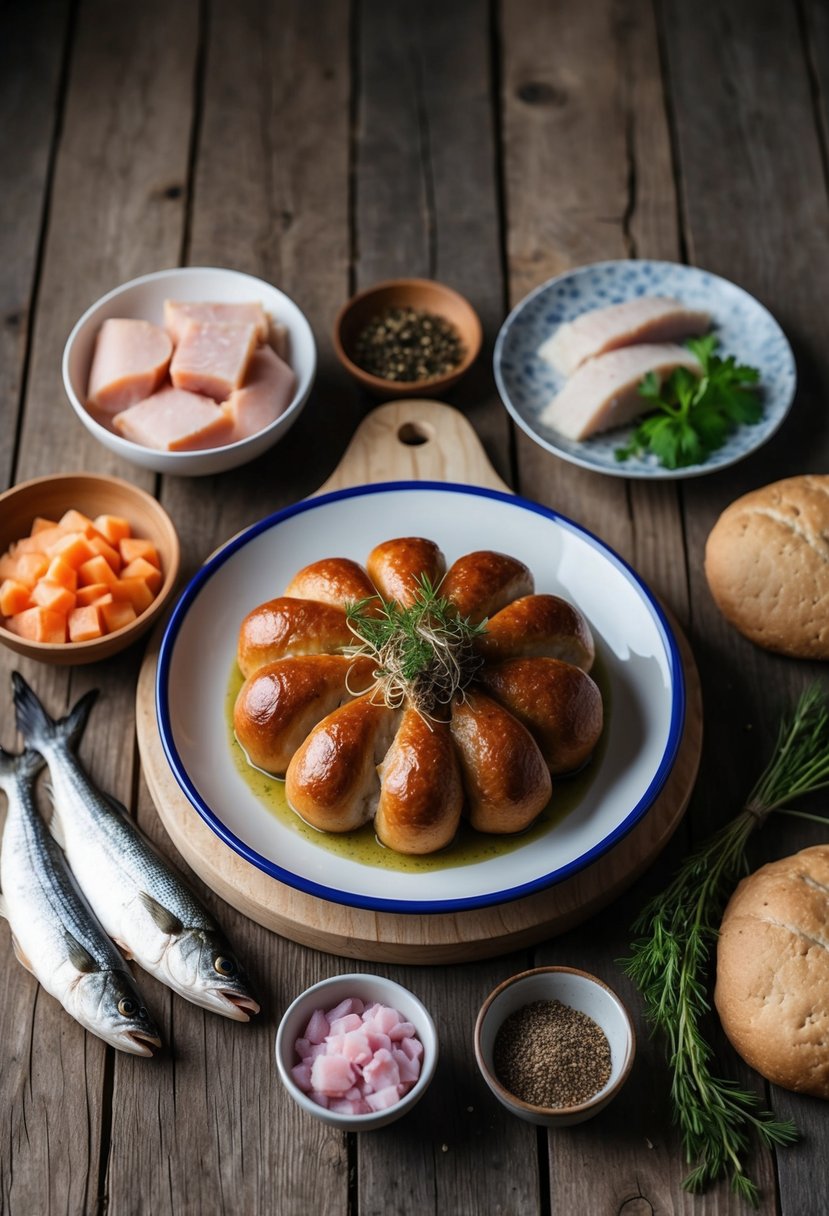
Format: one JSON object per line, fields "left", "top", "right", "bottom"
{"left": 353, "top": 306, "right": 465, "bottom": 382}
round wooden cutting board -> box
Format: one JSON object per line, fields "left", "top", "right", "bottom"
{"left": 137, "top": 401, "right": 702, "bottom": 963}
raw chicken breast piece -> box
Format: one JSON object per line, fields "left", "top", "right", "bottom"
{"left": 87, "top": 318, "right": 172, "bottom": 413}
{"left": 541, "top": 343, "right": 702, "bottom": 441}
{"left": 224, "top": 345, "right": 297, "bottom": 441}
{"left": 164, "top": 299, "right": 269, "bottom": 344}
{"left": 170, "top": 320, "right": 258, "bottom": 401}
{"left": 539, "top": 296, "right": 710, "bottom": 376}
{"left": 112, "top": 386, "right": 234, "bottom": 451}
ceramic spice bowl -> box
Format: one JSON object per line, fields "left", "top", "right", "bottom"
{"left": 474, "top": 966, "right": 636, "bottom": 1127}
{"left": 333, "top": 278, "right": 482, "bottom": 398}
{"left": 0, "top": 473, "right": 180, "bottom": 665}
{"left": 275, "top": 972, "right": 438, "bottom": 1131}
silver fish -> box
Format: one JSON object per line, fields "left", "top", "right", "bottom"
{"left": 0, "top": 742, "right": 161, "bottom": 1055}
{"left": 13, "top": 674, "right": 259, "bottom": 1022}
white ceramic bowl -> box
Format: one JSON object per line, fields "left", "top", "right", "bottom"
{"left": 275, "top": 973, "right": 438, "bottom": 1131}
{"left": 62, "top": 266, "right": 317, "bottom": 476}
{"left": 474, "top": 966, "right": 635, "bottom": 1127}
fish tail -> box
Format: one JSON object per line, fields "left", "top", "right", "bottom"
{"left": 0, "top": 743, "right": 45, "bottom": 791}
{"left": 12, "top": 673, "right": 98, "bottom": 753}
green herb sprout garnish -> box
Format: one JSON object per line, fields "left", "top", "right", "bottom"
{"left": 623, "top": 687, "right": 829, "bottom": 1204}
{"left": 344, "top": 575, "right": 486, "bottom": 720}
{"left": 615, "top": 335, "right": 762, "bottom": 469}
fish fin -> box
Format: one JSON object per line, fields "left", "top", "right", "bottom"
{"left": 11, "top": 934, "right": 35, "bottom": 974}
{"left": 11, "top": 672, "right": 98, "bottom": 753}
{"left": 47, "top": 804, "right": 67, "bottom": 850}
{"left": 63, "top": 930, "right": 97, "bottom": 974}
{"left": 103, "top": 791, "right": 131, "bottom": 819}
{"left": 113, "top": 937, "right": 134, "bottom": 960}
{"left": 0, "top": 743, "right": 44, "bottom": 792}
{"left": 138, "top": 891, "right": 184, "bottom": 936}
{"left": 0, "top": 893, "right": 6, "bottom": 920}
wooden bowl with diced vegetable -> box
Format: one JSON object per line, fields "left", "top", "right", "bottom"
{"left": 0, "top": 473, "right": 180, "bottom": 665}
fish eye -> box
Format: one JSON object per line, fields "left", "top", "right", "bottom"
{"left": 118, "top": 997, "right": 138, "bottom": 1018}
{"left": 214, "top": 956, "right": 237, "bottom": 977}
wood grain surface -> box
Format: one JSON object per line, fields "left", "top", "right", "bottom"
{"left": 2, "top": 2, "right": 828, "bottom": 1214}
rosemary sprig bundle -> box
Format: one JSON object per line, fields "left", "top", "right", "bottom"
{"left": 623, "top": 686, "right": 829, "bottom": 1204}
{"left": 344, "top": 575, "right": 486, "bottom": 719}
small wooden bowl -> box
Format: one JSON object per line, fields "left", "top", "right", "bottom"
{"left": 0, "top": 473, "right": 180, "bottom": 665}
{"left": 333, "top": 278, "right": 482, "bottom": 398}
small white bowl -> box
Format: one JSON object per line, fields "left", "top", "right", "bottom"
{"left": 275, "top": 973, "right": 438, "bottom": 1131}
{"left": 62, "top": 266, "right": 317, "bottom": 476}
{"left": 474, "top": 966, "right": 635, "bottom": 1127}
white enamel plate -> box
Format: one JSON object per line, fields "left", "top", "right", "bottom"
{"left": 157, "top": 483, "right": 684, "bottom": 913}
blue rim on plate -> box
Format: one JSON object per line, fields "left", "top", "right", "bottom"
{"left": 494, "top": 259, "right": 797, "bottom": 480}
{"left": 156, "top": 481, "right": 686, "bottom": 914}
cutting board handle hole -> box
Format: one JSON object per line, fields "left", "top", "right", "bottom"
{"left": 397, "top": 421, "right": 433, "bottom": 446}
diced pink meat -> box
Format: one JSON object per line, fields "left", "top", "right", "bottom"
{"left": 170, "top": 320, "right": 258, "bottom": 401}
{"left": 112, "top": 387, "right": 234, "bottom": 452}
{"left": 541, "top": 343, "right": 702, "bottom": 441}
{"left": 87, "top": 318, "right": 172, "bottom": 413}
{"left": 164, "top": 299, "right": 269, "bottom": 344}
{"left": 304, "top": 1008, "right": 330, "bottom": 1044}
{"left": 341, "top": 1030, "right": 373, "bottom": 1066}
{"left": 224, "top": 346, "right": 296, "bottom": 442}
{"left": 362, "top": 1048, "right": 400, "bottom": 1094}
{"left": 399, "top": 1035, "right": 424, "bottom": 1062}
{"left": 392, "top": 1047, "right": 421, "bottom": 1085}
{"left": 388, "top": 1021, "right": 415, "bottom": 1041}
{"left": 370, "top": 1006, "right": 401, "bottom": 1036}
{"left": 291, "top": 1063, "right": 312, "bottom": 1092}
{"left": 329, "top": 1098, "right": 371, "bottom": 1115}
{"left": 366, "top": 1031, "right": 391, "bottom": 1055}
{"left": 310, "top": 1054, "right": 355, "bottom": 1096}
{"left": 539, "top": 296, "right": 710, "bottom": 376}
{"left": 365, "top": 1086, "right": 402, "bottom": 1113}
{"left": 326, "top": 997, "right": 365, "bottom": 1022}
{"left": 294, "top": 1037, "right": 311, "bottom": 1059}
{"left": 309, "top": 1091, "right": 330, "bottom": 1109}
{"left": 329, "top": 1014, "right": 363, "bottom": 1036}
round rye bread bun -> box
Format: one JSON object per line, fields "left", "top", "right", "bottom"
{"left": 715, "top": 844, "right": 829, "bottom": 1098}
{"left": 704, "top": 474, "right": 829, "bottom": 659}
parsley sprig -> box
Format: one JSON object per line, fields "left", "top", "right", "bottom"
{"left": 615, "top": 335, "right": 762, "bottom": 469}
{"left": 623, "top": 687, "right": 829, "bottom": 1204}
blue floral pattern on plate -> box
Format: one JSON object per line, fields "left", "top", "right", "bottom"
{"left": 493, "top": 260, "right": 796, "bottom": 479}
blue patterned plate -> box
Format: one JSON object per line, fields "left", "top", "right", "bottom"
{"left": 494, "top": 260, "right": 796, "bottom": 479}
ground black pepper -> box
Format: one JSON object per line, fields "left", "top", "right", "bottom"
{"left": 353, "top": 306, "right": 464, "bottom": 382}
{"left": 493, "top": 999, "right": 612, "bottom": 1108}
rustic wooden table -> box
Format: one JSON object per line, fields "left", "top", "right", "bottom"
{"left": 3, "top": 1, "right": 828, "bottom": 1212}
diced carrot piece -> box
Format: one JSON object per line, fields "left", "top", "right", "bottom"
{"left": 12, "top": 525, "right": 66, "bottom": 554}
{"left": 100, "top": 599, "right": 137, "bottom": 633}
{"left": 7, "top": 606, "right": 67, "bottom": 643}
{"left": 88, "top": 534, "right": 122, "bottom": 573}
{"left": 0, "top": 579, "right": 32, "bottom": 616}
{"left": 58, "top": 509, "right": 96, "bottom": 537}
{"left": 46, "top": 532, "right": 96, "bottom": 569}
{"left": 68, "top": 604, "right": 103, "bottom": 642}
{"left": 76, "top": 583, "right": 111, "bottom": 606}
{"left": 45, "top": 555, "right": 78, "bottom": 591}
{"left": 121, "top": 557, "right": 162, "bottom": 593}
{"left": 31, "top": 580, "right": 76, "bottom": 615}
{"left": 112, "top": 577, "right": 154, "bottom": 613}
{"left": 93, "top": 514, "right": 131, "bottom": 546}
{"left": 78, "top": 555, "right": 119, "bottom": 587}
{"left": 119, "top": 537, "right": 160, "bottom": 568}
{"left": 15, "top": 553, "right": 49, "bottom": 588}
{"left": 0, "top": 554, "right": 20, "bottom": 580}
{"left": 30, "top": 516, "right": 58, "bottom": 535}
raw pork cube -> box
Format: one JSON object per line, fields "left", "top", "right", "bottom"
{"left": 539, "top": 296, "right": 710, "bottom": 376}
{"left": 164, "top": 300, "right": 269, "bottom": 344}
{"left": 170, "top": 320, "right": 258, "bottom": 401}
{"left": 303, "top": 1008, "right": 330, "bottom": 1045}
{"left": 224, "top": 346, "right": 297, "bottom": 441}
{"left": 362, "top": 1048, "right": 400, "bottom": 1094}
{"left": 329, "top": 1014, "right": 363, "bottom": 1036}
{"left": 310, "top": 1054, "right": 355, "bottom": 1096}
{"left": 540, "top": 344, "right": 702, "bottom": 441}
{"left": 365, "top": 1086, "right": 401, "bottom": 1113}
{"left": 325, "top": 998, "right": 365, "bottom": 1022}
{"left": 87, "top": 318, "right": 172, "bottom": 413}
{"left": 113, "top": 387, "right": 234, "bottom": 451}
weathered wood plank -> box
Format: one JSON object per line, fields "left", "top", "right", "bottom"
{"left": 354, "top": 3, "right": 537, "bottom": 1210}
{"left": 0, "top": 0, "right": 69, "bottom": 492}
{"left": 0, "top": 2, "right": 198, "bottom": 1213}
{"left": 105, "top": 3, "right": 353, "bottom": 1213}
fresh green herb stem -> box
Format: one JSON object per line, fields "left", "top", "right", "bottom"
{"left": 623, "top": 687, "right": 829, "bottom": 1204}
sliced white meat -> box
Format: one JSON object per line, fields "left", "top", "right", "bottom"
{"left": 112, "top": 386, "right": 234, "bottom": 451}
{"left": 170, "top": 320, "right": 258, "bottom": 401}
{"left": 164, "top": 300, "right": 269, "bottom": 344}
{"left": 87, "top": 318, "right": 172, "bottom": 413}
{"left": 224, "top": 346, "right": 297, "bottom": 441}
{"left": 539, "top": 296, "right": 710, "bottom": 376}
{"left": 540, "top": 343, "right": 702, "bottom": 441}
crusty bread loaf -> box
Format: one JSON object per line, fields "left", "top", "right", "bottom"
{"left": 704, "top": 474, "right": 829, "bottom": 659}
{"left": 714, "top": 844, "right": 829, "bottom": 1099}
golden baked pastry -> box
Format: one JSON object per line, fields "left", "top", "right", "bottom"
{"left": 715, "top": 845, "right": 829, "bottom": 1098}
{"left": 233, "top": 537, "right": 603, "bottom": 854}
{"left": 704, "top": 474, "right": 829, "bottom": 659}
